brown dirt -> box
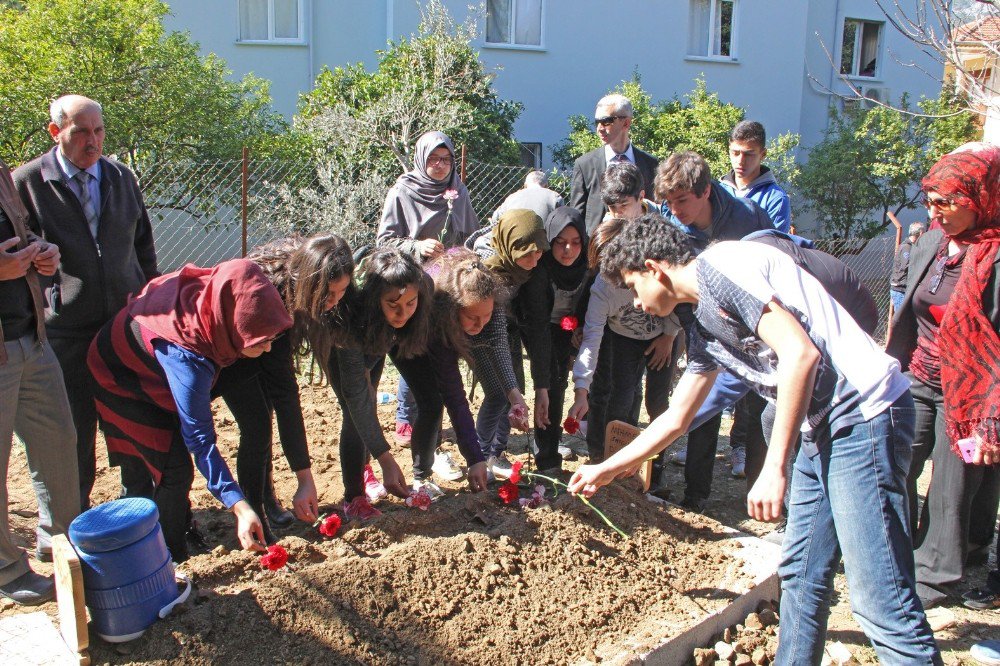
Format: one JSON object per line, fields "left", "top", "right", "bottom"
{"left": 5, "top": 373, "right": 999, "bottom": 664}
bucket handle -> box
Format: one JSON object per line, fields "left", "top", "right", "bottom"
{"left": 158, "top": 572, "right": 191, "bottom": 619}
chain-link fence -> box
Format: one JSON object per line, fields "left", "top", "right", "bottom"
{"left": 813, "top": 236, "right": 897, "bottom": 345}
{"left": 141, "top": 150, "right": 899, "bottom": 344}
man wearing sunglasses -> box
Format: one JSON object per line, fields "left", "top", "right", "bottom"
{"left": 570, "top": 94, "right": 659, "bottom": 233}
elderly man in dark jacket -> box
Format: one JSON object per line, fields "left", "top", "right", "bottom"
{"left": 14, "top": 94, "right": 159, "bottom": 513}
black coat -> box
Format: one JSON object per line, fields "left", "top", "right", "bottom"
{"left": 569, "top": 145, "right": 659, "bottom": 233}
{"left": 14, "top": 149, "right": 159, "bottom": 338}
{"left": 885, "top": 227, "right": 1000, "bottom": 369}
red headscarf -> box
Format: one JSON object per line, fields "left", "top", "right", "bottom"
{"left": 922, "top": 144, "right": 1000, "bottom": 457}
{"left": 127, "top": 259, "right": 292, "bottom": 367}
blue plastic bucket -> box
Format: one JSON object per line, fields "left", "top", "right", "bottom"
{"left": 69, "top": 497, "right": 189, "bottom": 642}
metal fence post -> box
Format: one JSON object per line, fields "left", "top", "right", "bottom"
{"left": 241, "top": 146, "right": 249, "bottom": 258}
{"left": 886, "top": 210, "right": 904, "bottom": 337}
{"left": 460, "top": 144, "right": 467, "bottom": 182}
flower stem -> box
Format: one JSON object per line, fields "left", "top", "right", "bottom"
{"left": 524, "top": 472, "right": 629, "bottom": 540}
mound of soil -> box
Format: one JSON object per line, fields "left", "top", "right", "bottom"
{"left": 92, "top": 475, "right": 759, "bottom": 665}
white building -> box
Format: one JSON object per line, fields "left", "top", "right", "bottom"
{"left": 162, "top": 1, "right": 942, "bottom": 167}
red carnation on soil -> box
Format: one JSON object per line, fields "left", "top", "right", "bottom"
{"left": 405, "top": 490, "right": 432, "bottom": 510}
{"left": 563, "top": 416, "right": 580, "bottom": 435}
{"left": 318, "top": 514, "right": 341, "bottom": 538}
{"left": 498, "top": 480, "right": 519, "bottom": 504}
{"left": 560, "top": 315, "right": 578, "bottom": 332}
{"left": 260, "top": 544, "right": 289, "bottom": 571}
{"left": 510, "top": 461, "right": 523, "bottom": 484}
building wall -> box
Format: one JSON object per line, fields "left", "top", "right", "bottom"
{"left": 799, "top": 0, "right": 943, "bottom": 150}
{"left": 163, "top": 0, "right": 941, "bottom": 167}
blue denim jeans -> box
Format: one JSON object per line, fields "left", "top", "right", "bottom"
{"left": 776, "top": 391, "right": 941, "bottom": 665}
{"left": 890, "top": 289, "right": 905, "bottom": 312}
{"left": 395, "top": 375, "right": 418, "bottom": 425}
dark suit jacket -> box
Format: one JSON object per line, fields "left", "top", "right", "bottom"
{"left": 570, "top": 144, "right": 659, "bottom": 233}
{"left": 885, "top": 227, "right": 1000, "bottom": 369}
{"left": 14, "top": 148, "right": 159, "bottom": 338}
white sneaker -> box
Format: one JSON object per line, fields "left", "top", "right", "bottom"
{"left": 488, "top": 453, "right": 513, "bottom": 479}
{"left": 670, "top": 444, "right": 688, "bottom": 466}
{"left": 432, "top": 449, "right": 464, "bottom": 481}
{"left": 730, "top": 446, "right": 746, "bottom": 478}
{"left": 412, "top": 479, "right": 445, "bottom": 502}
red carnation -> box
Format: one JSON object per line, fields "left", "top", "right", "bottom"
{"left": 560, "top": 316, "right": 578, "bottom": 332}
{"left": 498, "top": 480, "right": 519, "bottom": 504}
{"left": 563, "top": 416, "right": 580, "bottom": 435}
{"left": 260, "top": 544, "right": 289, "bottom": 571}
{"left": 510, "top": 461, "right": 523, "bottom": 484}
{"left": 405, "top": 490, "right": 432, "bottom": 510}
{"left": 318, "top": 514, "right": 341, "bottom": 538}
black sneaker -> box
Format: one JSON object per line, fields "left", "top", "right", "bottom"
{"left": 0, "top": 570, "right": 55, "bottom": 606}
{"left": 647, "top": 485, "right": 672, "bottom": 502}
{"left": 963, "top": 587, "right": 1000, "bottom": 610}
{"left": 679, "top": 496, "right": 706, "bottom": 513}
{"left": 264, "top": 495, "right": 295, "bottom": 528}
{"left": 186, "top": 521, "right": 211, "bottom": 555}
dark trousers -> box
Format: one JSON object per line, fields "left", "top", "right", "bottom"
{"left": 391, "top": 351, "right": 444, "bottom": 481}
{"left": 214, "top": 360, "right": 274, "bottom": 526}
{"left": 683, "top": 413, "right": 724, "bottom": 502}
{"left": 120, "top": 435, "right": 194, "bottom": 563}
{"left": 585, "top": 329, "right": 653, "bottom": 460}
{"left": 50, "top": 335, "right": 99, "bottom": 510}
{"left": 636, "top": 349, "right": 674, "bottom": 421}
{"left": 650, "top": 333, "right": 683, "bottom": 485}
{"left": 683, "top": 387, "right": 769, "bottom": 501}
{"left": 908, "top": 373, "right": 1000, "bottom": 604}
{"left": 534, "top": 324, "right": 574, "bottom": 471}
{"left": 730, "top": 394, "right": 751, "bottom": 448}
{"left": 327, "top": 353, "right": 384, "bottom": 502}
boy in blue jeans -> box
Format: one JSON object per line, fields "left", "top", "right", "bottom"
{"left": 569, "top": 214, "right": 940, "bottom": 665}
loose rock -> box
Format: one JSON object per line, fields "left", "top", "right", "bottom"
{"left": 693, "top": 648, "right": 718, "bottom": 666}
{"left": 715, "top": 641, "right": 735, "bottom": 660}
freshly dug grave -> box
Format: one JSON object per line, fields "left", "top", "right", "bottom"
{"left": 88, "top": 477, "right": 761, "bottom": 665}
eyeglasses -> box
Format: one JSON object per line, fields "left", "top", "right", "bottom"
{"left": 928, "top": 255, "right": 948, "bottom": 295}
{"left": 921, "top": 194, "right": 958, "bottom": 211}
{"left": 594, "top": 116, "right": 627, "bottom": 127}
{"left": 426, "top": 155, "right": 453, "bottom": 167}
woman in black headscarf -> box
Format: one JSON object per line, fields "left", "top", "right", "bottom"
{"left": 515, "top": 206, "right": 589, "bottom": 473}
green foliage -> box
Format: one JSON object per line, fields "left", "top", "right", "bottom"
{"left": 552, "top": 77, "right": 788, "bottom": 183}
{"left": 295, "top": 0, "right": 522, "bottom": 184}
{"left": 798, "top": 91, "right": 977, "bottom": 239}
{"left": 0, "top": 0, "right": 286, "bottom": 167}
{"left": 282, "top": 0, "right": 523, "bottom": 245}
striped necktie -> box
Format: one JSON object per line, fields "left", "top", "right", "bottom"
{"left": 74, "top": 171, "right": 99, "bottom": 239}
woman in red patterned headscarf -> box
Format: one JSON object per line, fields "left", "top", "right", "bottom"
{"left": 87, "top": 259, "right": 292, "bottom": 562}
{"left": 886, "top": 142, "right": 1000, "bottom": 610}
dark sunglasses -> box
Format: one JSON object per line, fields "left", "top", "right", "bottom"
{"left": 921, "top": 194, "right": 958, "bottom": 211}
{"left": 594, "top": 115, "right": 626, "bottom": 127}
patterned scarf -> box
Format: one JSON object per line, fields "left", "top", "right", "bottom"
{"left": 924, "top": 145, "right": 1000, "bottom": 457}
